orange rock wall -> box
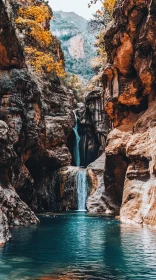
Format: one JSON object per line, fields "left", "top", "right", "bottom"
{"left": 102, "top": 0, "right": 156, "bottom": 226}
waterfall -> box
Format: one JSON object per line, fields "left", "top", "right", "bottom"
{"left": 77, "top": 170, "right": 87, "bottom": 211}
{"left": 73, "top": 111, "right": 87, "bottom": 211}
{"left": 73, "top": 111, "right": 80, "bottom": 167}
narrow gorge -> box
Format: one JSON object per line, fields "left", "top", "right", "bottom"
{"left": 0, "top": 0, "right": 156, "bottom": 279}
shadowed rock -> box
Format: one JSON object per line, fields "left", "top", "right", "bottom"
{"left": 0, "top": 0, "right": 74, "bottom": 242}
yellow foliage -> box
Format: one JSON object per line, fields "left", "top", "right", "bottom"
{"left": 25, "top": 47, "right": 65, "bottom": 77}
{"left": 15, "top": 4, "right": 65, "bottom": 77}
{"left": 102, "top": 0, "right": 116, "bottom": 13}
{"left": 18, "top": 4, "right": 51, "bottom": 24}
{"left": 16, "top": 5, "right": 53, "bottom": 48}
{"left": 16, "top": 17, "right": 52, "bottom": 47}
{"left": 31, "top": 28, "right": 52, "bottom": 48}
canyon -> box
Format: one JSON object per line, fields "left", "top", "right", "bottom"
{"left": 0, "top": 0, "right": 156, "bottom": 246}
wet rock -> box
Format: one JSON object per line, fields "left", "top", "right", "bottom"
{"left": 38, "top": 272, "right": 83, "bottom": 280}
{"left": 51, "top": 166, "right": 90, "bottom": 211}
{"left": 86, "top": 153, "right": 119, "bottom": 214}
{"left": 77, "top": 87, "right": 110, "bottom": 167}
{"left": 0, "top": 209, "right": 11, "bottom": 245}
{"left": 53, "top": 166, "right": 79, "bottom": 211}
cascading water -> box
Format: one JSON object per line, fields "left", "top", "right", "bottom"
{"left": 73, "top": 111, "right": 80, "bottom": 167}
{"left": 76, "top": 170, "right": 87, "bottom": 211}
{"left": 73, "top": 111, "right": 87, "bottom": 211}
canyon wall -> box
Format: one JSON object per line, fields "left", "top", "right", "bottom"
{"left": 77, "top": 88, "right": 110, "bottom": 167}
{"left": 87, "top": 0, "right": 156, "bottom": 226}
{"left": 0, "top": 0, "right": 74, "bottom": 243}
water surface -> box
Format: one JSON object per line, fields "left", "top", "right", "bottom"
{"left": 0, "top": 212, "right": 156, "bottom": 280}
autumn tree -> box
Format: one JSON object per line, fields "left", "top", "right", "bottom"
{"left": 15, "top": 3, "right": 65, "bottom": 77}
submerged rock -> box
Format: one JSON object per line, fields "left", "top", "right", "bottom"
{"left": 38, "top": 273, "right": 83, "bottom": 280}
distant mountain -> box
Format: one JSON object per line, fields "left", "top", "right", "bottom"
{"left": 55, "top": 11, "right": 87, "bottom": 31}
{"left": 50, "top": 11, "right": 96, "bottom": 82}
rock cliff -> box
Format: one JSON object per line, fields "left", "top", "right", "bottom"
{"left": 0, "top": 0, "right": 74, "bottom": 243}
{"left": 77, "top": 88, "right": 110, "bottom": 167}
{"left": 87, "top": 0, "right": 156, "bottom": 226}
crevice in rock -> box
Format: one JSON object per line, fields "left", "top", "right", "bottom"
{"left": 127, "top": 156, "right": 150, "bottom": 181}
{"left": 104, "top": 154, "right": 128, "bottom": 208}
{"left": 130, "top": 96, "right": 148, "bottom": 113}
{"left": 79, "top": 123, "right": 100, "bottom": 167}
{"left": 67, "top": 130, "right": 76, "bottom": 166}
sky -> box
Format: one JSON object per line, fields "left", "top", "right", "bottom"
{"left": 49, "top": 0, "right": 102, "bottom": 20}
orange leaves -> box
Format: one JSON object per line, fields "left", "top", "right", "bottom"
{"left": 31, "top": 28, "right": 52, "bottom": 48}
{"left": 18, "top": 4, "right": 52, "bottom": 24}
{"left": 25, "top": 47, "right": 65, "bottom": 77}
{"left": 15, "top": 3, "right": 65, "bottom": 77}
{"left": 102, "top": 0, "right": 116, "bottom": 12}
{"left": 96, "top": 9, "right": 103, "bottom": 15}
{"left": 16, "top": 4, "right": 53, "bottom": 48}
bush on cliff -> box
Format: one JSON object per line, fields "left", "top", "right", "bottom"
{"left": 15, "top": 3, "right": 65, "bottom": 77}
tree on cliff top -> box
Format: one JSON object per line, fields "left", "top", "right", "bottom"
{"left": 15, "top": 3, "right": 65, "bottom": 77}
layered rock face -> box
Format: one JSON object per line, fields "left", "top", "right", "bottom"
{"left": 52, "top": 166, "right": 88, "bottom": 211}
{"left": 77, "top": 88, "right": 110, "bottom": 167}
{"left": 51, "top": 167, "right": 79, "bottom": 211}
{"left": 87, "top": 153, "right": 120, "bottom": 214}
{"left": 95, "top": 0, "right": 156, "bottom": 225}
{"left": 0, "top": 0, "right": 74, "bottom": 242}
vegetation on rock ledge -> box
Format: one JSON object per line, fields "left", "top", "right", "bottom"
{"left": 15, "top": 3, "right": 65, "bottom": 77}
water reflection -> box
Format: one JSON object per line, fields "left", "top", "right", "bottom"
{"left": 120, "top": 224, "right": 156, "bottom": 279}
{"left": 103, "top": 221, "right": 128, "bottom": 280}
{"left": 0, "top": 213, "right": 156, "bottom": 280}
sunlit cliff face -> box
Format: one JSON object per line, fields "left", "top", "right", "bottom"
{"left": 84, "top": 0, "right": 156, "bottom": 223}
{"left": 101, "top": 0, "right": 156, "bottom": 225}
